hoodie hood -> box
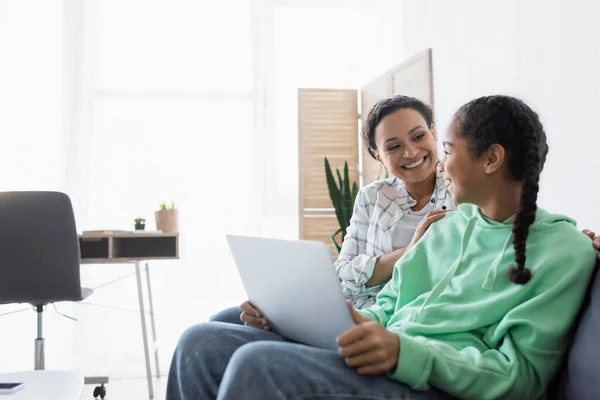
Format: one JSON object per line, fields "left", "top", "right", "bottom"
{"left": 456, "top": 203, "right": 577, "bottom": 231}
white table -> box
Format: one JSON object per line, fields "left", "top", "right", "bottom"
{"left": 79, "top": 232, "right": 180, "bottom": 398}
{"left": 0, "top": 371, "right": 83, "bottom": 400}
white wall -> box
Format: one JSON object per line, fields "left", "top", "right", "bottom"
{"left": 401, "top": 0, "right": 600, "bottom": 231}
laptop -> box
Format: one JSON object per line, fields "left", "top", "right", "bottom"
{"left": 226, "top": 235, "right": 355, "bottom": 350}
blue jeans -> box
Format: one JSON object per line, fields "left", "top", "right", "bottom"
{"left": 209, "top": 306, "right": 243, "bottom": 325}
{"left": 166, "top": 322, "right": 452, "bottom": 400}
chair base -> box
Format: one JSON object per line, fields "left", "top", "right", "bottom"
{"left": 33, "top": 304, "right": 110, "bottom": 397}
{"left": 34, "top": 338, "right": 45, "bottom": 370}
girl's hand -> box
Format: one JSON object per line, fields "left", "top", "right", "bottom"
{"left": 337, "top": 302, "right": 399, "bottom": 375}
{"left": 239, "top": 300, "right": 270, "bottom": 330}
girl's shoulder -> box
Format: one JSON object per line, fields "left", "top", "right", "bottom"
{"left": 528, "top": 208, "right": 595, "bottom": 256}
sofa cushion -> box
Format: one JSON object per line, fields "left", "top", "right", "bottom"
{"left": 558, "top": 262, "right": 600, "bottom": 400}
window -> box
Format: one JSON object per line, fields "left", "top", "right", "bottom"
{"left": 263, "top": 1, "right": 403, "bottom": 237}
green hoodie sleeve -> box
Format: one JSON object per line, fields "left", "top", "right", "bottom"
{"left": 389, "top": 245, "right": 596, "bottom": 400}
{"left": 358, "top": 242, "right": 430, "bottom": 325}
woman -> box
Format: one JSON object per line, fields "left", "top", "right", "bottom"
{"left": 167, "top": 95, "right": 598, "bottom": 399}
{"left": 335, "top": 95, "right": 455, "bottom": 309}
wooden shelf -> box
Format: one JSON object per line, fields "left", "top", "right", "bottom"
{"left": 79, "top": 233, "right": 179, "bottom": 263}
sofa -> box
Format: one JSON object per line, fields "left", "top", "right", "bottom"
{"left": 551, "top": 260, "right": 600, "bottom": 399}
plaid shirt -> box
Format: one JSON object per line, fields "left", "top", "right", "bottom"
{"left": 334, "top": 171, "right": 456, "bottom": 309}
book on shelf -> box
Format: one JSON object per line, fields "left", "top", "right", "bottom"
{"left": 81, "top": 230, "right": 164, "bottom": 236}
{"left": 81, "top": 230, "right": 129, "bottom": 236}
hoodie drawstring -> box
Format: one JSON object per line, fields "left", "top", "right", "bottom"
{"left": 482, "top": 233, "right": 513, "bottom": 291}
{"left": 414, "top": 217, "right": 477, "bottom": 320}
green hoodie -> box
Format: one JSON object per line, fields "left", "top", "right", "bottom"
{"left": 359, "top": 204, "right": 596, "bottom": 400}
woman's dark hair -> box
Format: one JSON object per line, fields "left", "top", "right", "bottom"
{"left": 362, "top": 95, "right": 434, "bottom": 159}
{"left": 454, "top": 95, "right": 549, "bottom": 285}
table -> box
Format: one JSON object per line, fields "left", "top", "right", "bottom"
{"left": 79, "top": 232, "right": 179, "bottom": 398}
{"left": 0, "top": 370, "right": 83, "bottom": 400}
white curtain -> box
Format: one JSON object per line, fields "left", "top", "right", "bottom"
{"left": 0, "top": 0, "right": 77, "bottom": 373}
{"left": 0, "top": 0, "right": 65, "bottom": 192}
{"left": 0, "top": 0, "right": 404, "bottom": 379}
{"left": 69, "top": 0, "right": 260, "bottom": 378}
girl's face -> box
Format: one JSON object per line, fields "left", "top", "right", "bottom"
{"left": 438, "top": 118, "right": 489, "bottom": 205}
{"left": 372, "top": 108, "right": 438, "bottom": 185}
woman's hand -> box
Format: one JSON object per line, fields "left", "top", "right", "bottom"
{"left": 367, "top": 209, "right": 449, "bottom": 287}
{"left": 407, "top": 209, "right": 450, "bottom": 250}
{"left": 336, "top": 302, "right": 399, "bottom": 375}
{"left": 239, "top": 300, "right": 270, "bottom": 330}
{"left": 583, "top": 229, "right": 600, "bottom": 260}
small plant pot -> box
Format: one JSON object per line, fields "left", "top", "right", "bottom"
{"left": 135, "top": 223, "right": 146, "bottom": 231}
{"left": 155, "top": 209, "right": 178, "bottom": 233}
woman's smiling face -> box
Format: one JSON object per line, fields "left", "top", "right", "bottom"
{"left": 372, "top": 108, "right": 438, "bottom": 184}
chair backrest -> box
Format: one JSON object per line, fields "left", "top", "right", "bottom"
{"left": 553, "top": 260, "right": 600, "bottom": 399}
{"left": 0, "top": 191, "right": 83, "bottom": 305}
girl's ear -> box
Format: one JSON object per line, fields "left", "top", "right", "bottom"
{"left": 483, "top": 144, "right": 506, "bottom": 175}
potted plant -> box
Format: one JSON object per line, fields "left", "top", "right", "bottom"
{"left": 324, "top": 157, "right": 359, "bottom": 253}
{"left": 155, "top": 201, "right": 179, "bottom": 233}
{"left": 134, "top": 217, "right": 146, "bottom": 231}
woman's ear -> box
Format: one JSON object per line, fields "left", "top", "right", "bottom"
{"left": 484, "top": 144, "right": 506, "bottom": 175}
{"left": 430, "top": 123, "right": 437, "bottom": 140}
{"left": 372, "top": 150, "right": 385, "bottom": 167}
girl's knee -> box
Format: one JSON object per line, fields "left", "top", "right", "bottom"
{"left": 229, "top": 341, "right": 301, "bottom": 374}
{"left": 229, "top": 342, "right": 279, "bottom": 370}
{"left": 209, "top": 306, "right": 242, "bottom": 324}
{"left": 176, "top": 322, "right": 222, "bottom": 351}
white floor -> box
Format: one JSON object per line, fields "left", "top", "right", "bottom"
{"left": 81, "top": 376, "right": 167, "bottom": 400}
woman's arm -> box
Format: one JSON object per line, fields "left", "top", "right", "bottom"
{"left": 365, "top": 248, "right": 407, "bottom": 287}
{"left": 335, "top": 188, "right": 450, "bottom": 303}
{"left": 334, "top": 188, "right": 381, "bottom": 304}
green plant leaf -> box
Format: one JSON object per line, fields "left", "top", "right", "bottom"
{"left": 351, "top": 182, "right": 359, "bottom": 208}
{"left": 329, "top": 233, "right": 341, "bottom": 254}
{"left": 343, "top": 161, "right": 351, "bottom": 198}
{"left": 340, "top": 162, "right": 354, "bottom": 235}
{"left": 325, "top": 157, "right": 345, "bottom": 232}
{"left": 325, "top": 157, "right": 359, "bottom": 249}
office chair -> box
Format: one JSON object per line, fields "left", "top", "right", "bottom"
{"left": 0, "top": 191, "right": 106, "bottom": 398}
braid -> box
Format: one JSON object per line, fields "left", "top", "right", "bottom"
{"left": 455, "top": 96, "right": 548, "bottom": 285}
{"left": 506, "top": 104, "right": 543, "bottom": 284}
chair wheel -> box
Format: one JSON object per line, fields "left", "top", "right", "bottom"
{"left": 93, "top": 384, "right": 106, "bottom": 399}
